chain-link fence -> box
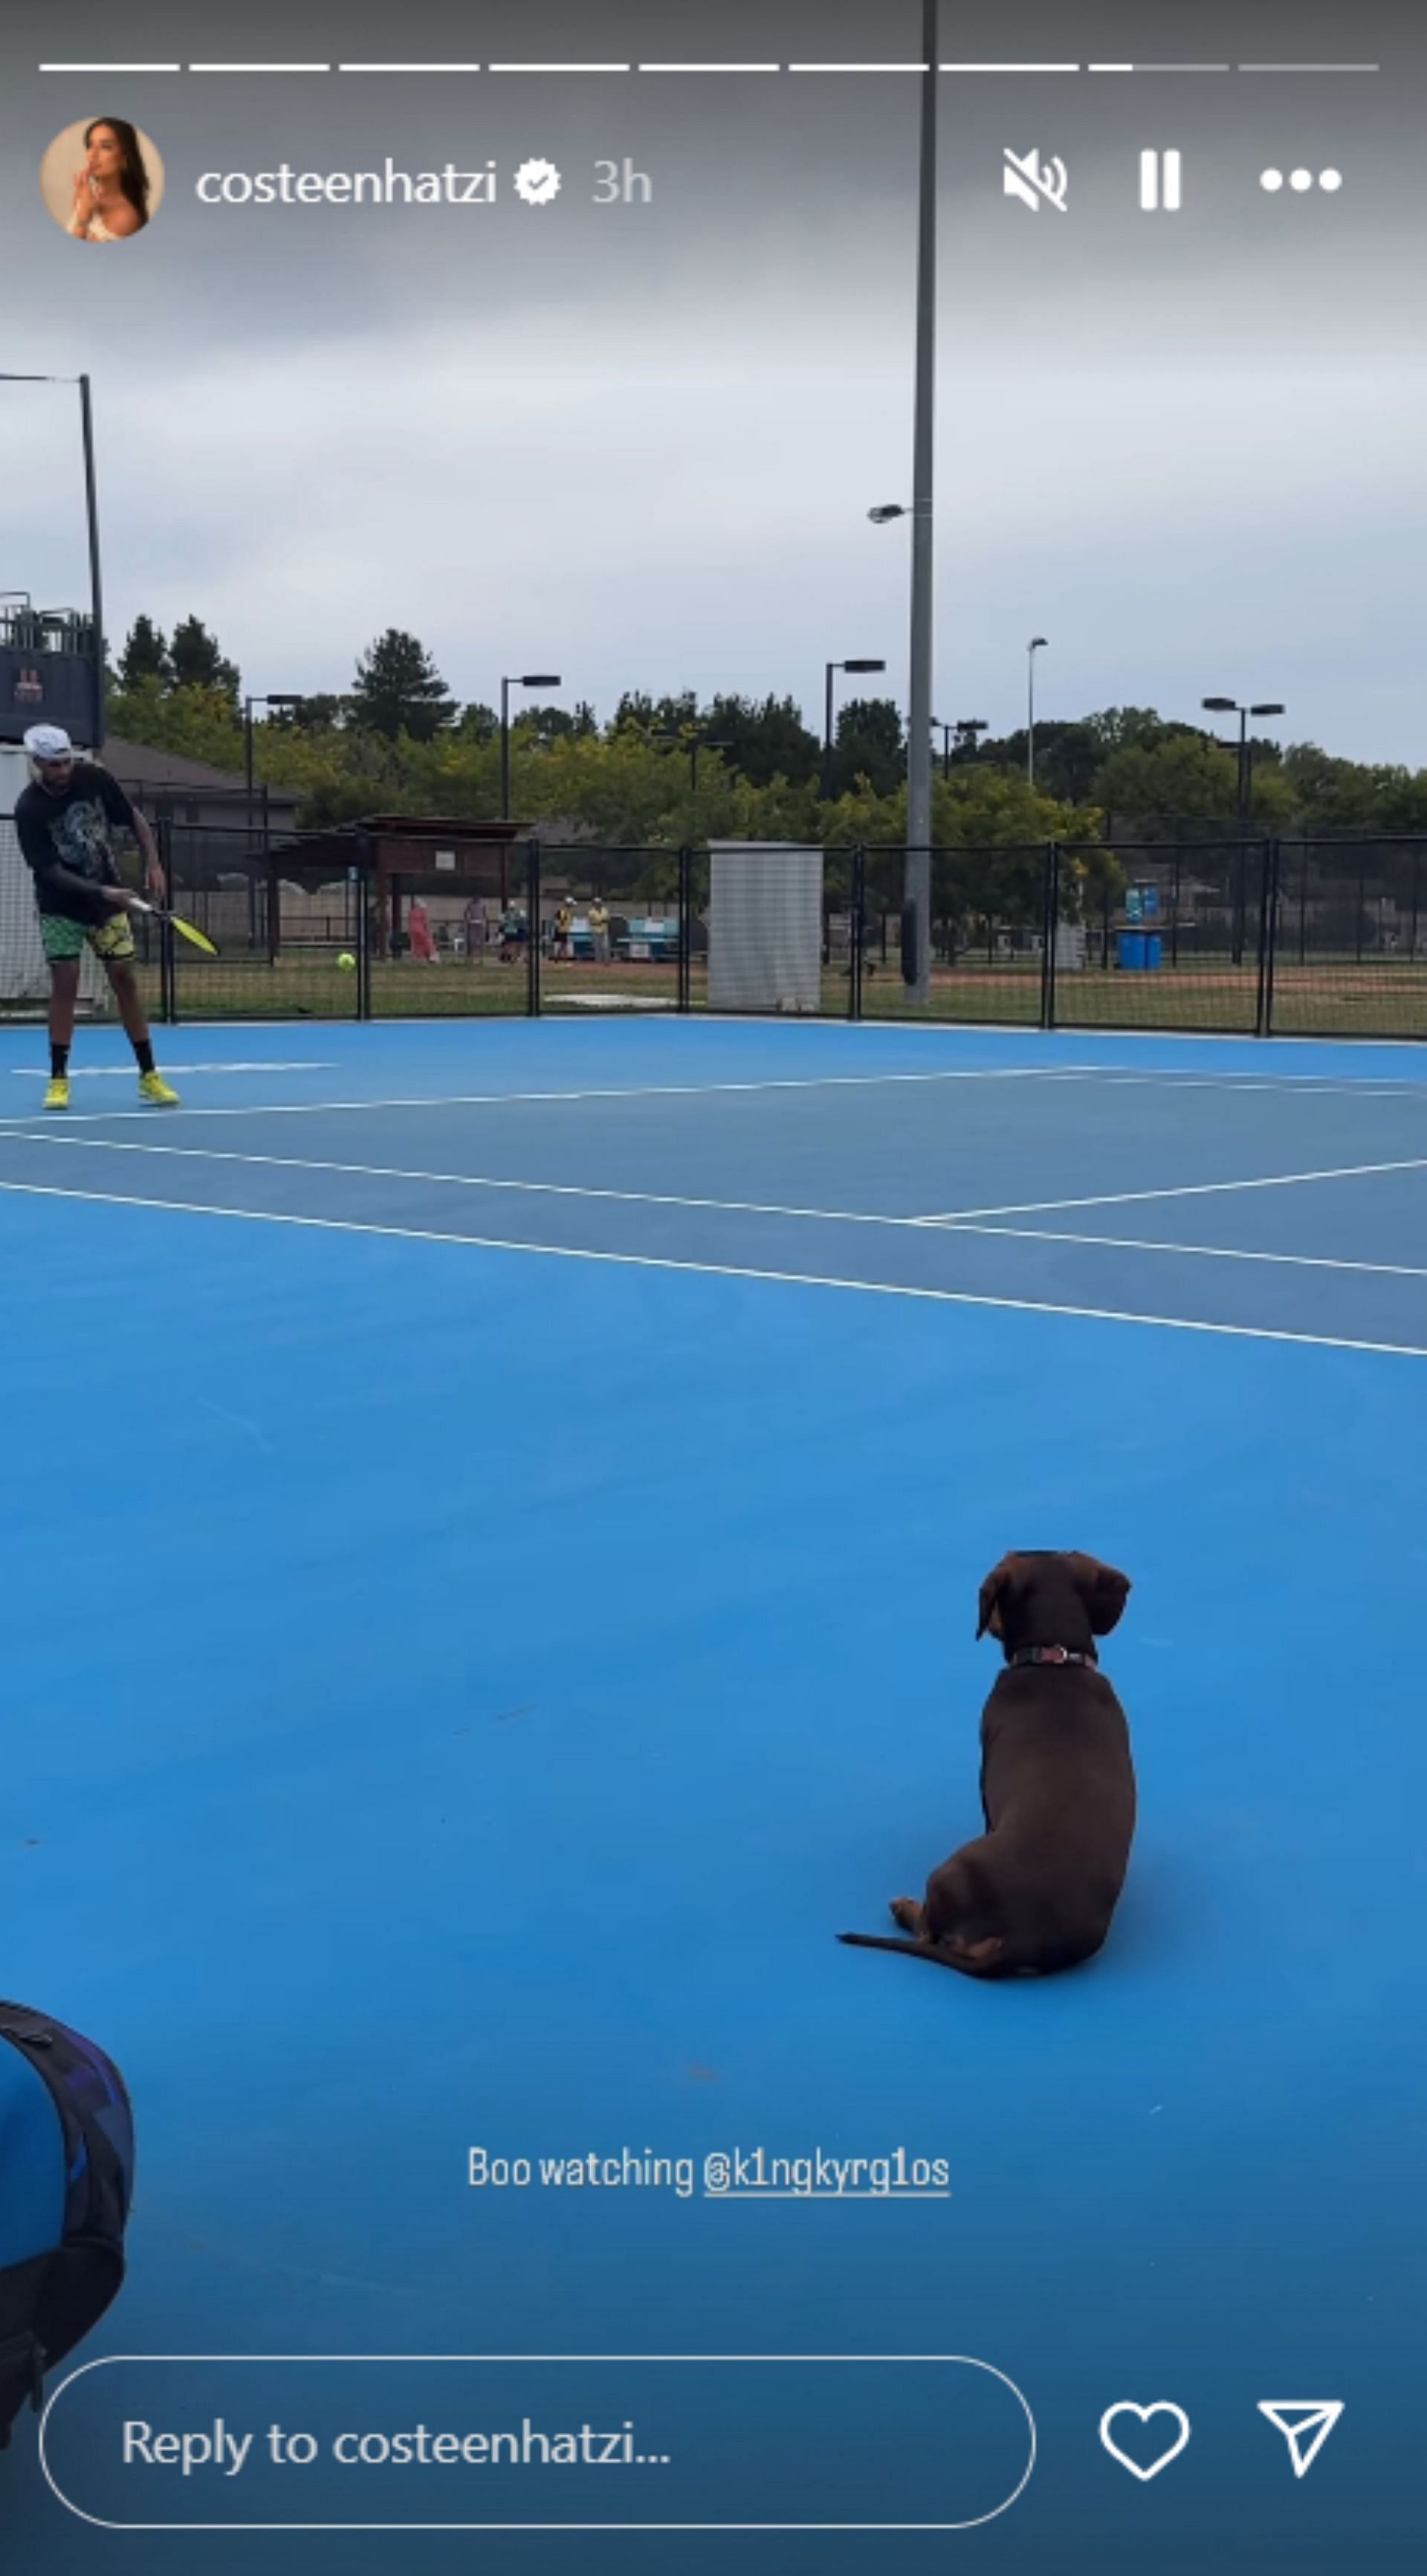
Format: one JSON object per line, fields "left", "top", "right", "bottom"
{"left": 5, "top": 821, "right": 1426, "bottom": 1041}
{"left": 532, "top": 847, "right": 684, "bottom": 1017}
{"left": 1268, "top": 840, "right": 1427, "bottom": 1038}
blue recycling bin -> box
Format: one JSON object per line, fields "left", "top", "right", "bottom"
{"left": 1116, "top": 930, "right": 1162, "bottom": 971}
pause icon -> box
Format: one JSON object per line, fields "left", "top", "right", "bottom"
{"left": 1140, "top": 149, "right": 1182, "bottom": 211}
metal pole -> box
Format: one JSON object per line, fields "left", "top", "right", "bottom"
{"left": 244, "top": 697, "right": 255, "bottom": 842}
{"left": 527, "top": 837, "right": 542, "bottom": 1017}
{"left": 77, "top": 375, "right": 106, "bottom": 748}
{"left": 1232, "top": 709, "right": 1249, "bottom": 965}
{"left": 499, "top": 677, "right": 511, "bottom": 820}
{"left": 850, "top": 843, "right": 866, "bottom": 1020}
{"left": 1258, "top": 838, "right": 1281, "bottom": 1038}
{"left": 903, "top": 0, "right": 937, "bottom": 1003}
{"left": 1026, "top": 650, "right": 1035, "bottom": 787}
{"left": 1040, "top": 842, "right": 1058, "bottom": 1030}
{"left": 356, "top": 846, "right": 373, "bottom": 1021}
{"left": 823, "top": 662, "right": 835, "bottom": 801}
{"left": 677, "top": 844, "right": 692, "bottom": 1012}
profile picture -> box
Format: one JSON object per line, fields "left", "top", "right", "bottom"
{"left": 39, "top": 117, "right": 165, "bottom": 242}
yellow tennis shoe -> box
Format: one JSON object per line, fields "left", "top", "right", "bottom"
{"left": 43, "top": 1075, "right": 70, "bottom": 1112}
{"left": 137, "top": 1070, "right": 181, "bottom": 1107}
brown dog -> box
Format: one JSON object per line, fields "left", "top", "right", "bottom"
{"left": 840, "top": 1551, "right": 1136, "bottom": 1976}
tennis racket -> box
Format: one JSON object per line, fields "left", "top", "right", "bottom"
{"left": 131, "top": 900, "right": 220, "bottom": 957}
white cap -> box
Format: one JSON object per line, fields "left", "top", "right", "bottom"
{"left": 23, "top": 724, "right": 74, "bottom": 762}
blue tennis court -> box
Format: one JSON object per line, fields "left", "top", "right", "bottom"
{"left": 1, "top": 1015, "right": 1424, "bottom": 2572}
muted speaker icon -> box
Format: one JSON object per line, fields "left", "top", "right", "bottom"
{"left": 1139, "top": 149, "right": 1182, "bottom": 211}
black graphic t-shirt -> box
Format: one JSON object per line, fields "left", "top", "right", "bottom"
{"left": 15, "top": 763, "right": 137, "bottom": 925}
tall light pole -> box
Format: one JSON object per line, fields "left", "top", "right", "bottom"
{"left": 1202, "top": 694, "right": 1285, "bottom": 961}
{"left": 1201, "top": 694, "right": 1286, "bottom": 833}
{"left": 823, "top": 658, "right": 887, "bottom": 799}
{"left": 1026, "top": 637, "right": 1049, "bottom": 786}
{"left": 932, "top": 717, "right": 953, "bottom": 780}
{"left": 905, "top": 0, "right": 939, "bottom": 1000}
{"left": 500, "top": 673, "right": 563, "bottom": 821}
{"left": 1, "top": 372, "right": 106, "bottom": 745}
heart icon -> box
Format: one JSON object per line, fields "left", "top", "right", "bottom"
{"left": 1099, "top": 2401, "right": 1191, "bottom": 2481}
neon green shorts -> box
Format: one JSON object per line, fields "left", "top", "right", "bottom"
{"left": 39, "top": 910, "right": 137, "bottom": 967}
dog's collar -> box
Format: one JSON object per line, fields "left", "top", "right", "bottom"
{"left": 1009, "top": 1644, "right": 1096, "bottom": 1669}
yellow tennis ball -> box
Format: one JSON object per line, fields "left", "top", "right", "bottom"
{"left": 336, "top": 951, "right": 357, "bottom": 972}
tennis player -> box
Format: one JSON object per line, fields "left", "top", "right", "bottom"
{"left": 15, "top": 725, "right": 180, "bottom": 1110}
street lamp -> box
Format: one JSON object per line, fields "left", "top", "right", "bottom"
{"left": 1026, "top": 638, "right": 1049, "bottom": 786}
{"left": 1200, "top": 695, "right": 1286, "bottom": 831}
{"left": 244, "top": 693, "right": 305, "bottom": 842}
{"left": 823, "top": 658, "right": 887, "bottom": 799}
{"left": 500, "top": 673, "right": 563, "bottom": 822}
{"left": 654, "top": 730, "right": 729, "bottom": 794}
{"left": 1202, "top": 694, "right": 1285, "bottom": 961}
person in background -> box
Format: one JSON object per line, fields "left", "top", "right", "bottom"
{"left": 15, "top": 724, "right": 179, "bottom": 1111}
{"left": 408, "top": 898, "right": 438, "bottom": 963}
{"left": 553, "top": 897, "right": 574, "bottom": 962}
{"left": 589, "top": 896, "right": 610, "bottom": 965}
{"left": 462, "top": 895, "right": 485, "bottom": 963}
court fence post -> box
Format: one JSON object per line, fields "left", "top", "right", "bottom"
{"left": 527, "top": 838, "right": 542, "bottom": 1017}
{"left": 355, "top": 850, "right": 372, "bottom": 1023}
{"left": 1256, "top": 837, "right": 1280, "bottom": 1038}
{"left": 1040, "top": 840, "right": 1060, "bottom": 1032}
{"left": 850, "top": 844, "right": 865, "bottom": 1020}
{"left": 157, "top": 813, "right": 178, "bottom": 1025}
{"left": 677, "top": 844, "right": 692, "bottom": 1012}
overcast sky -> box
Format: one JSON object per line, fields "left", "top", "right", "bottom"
{"left": 2, "top": 1, "right": 1423, "bottom": 761}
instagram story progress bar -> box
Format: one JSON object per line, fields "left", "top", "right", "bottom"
{"left": 1139, "top": 148, "right": 1182, "bottom": 209}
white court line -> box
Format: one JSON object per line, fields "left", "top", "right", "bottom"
{"left": 0, "top": 1064, "right": 1091, "bottom": 1131}
{"left": 11, "top": 1134, "right": 1423, "bottom": 1282}
{"left": 919, "top": 1156, "right": 1427, "bottom": 1225}
{"left": 0, "top": 1175, "right": 1420, "bottom": 1360}
{"left": 0, "top": 1132, "right": 928, "bottom": 1233}
{"left": 1035, "top": 1072, "right": 1427, "bottom": 1098}
{"left": 932, "top": 1223, "right": 1427, "bottom": 1281}
{"left": 9, "top": 1064, "right": 334, "bottom": 1080}
{"left": 0, "top": 1057, "right": 1421, "bottom": 1133}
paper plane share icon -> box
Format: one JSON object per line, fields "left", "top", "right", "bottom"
{"left": 1258, "top": 2401, "right": 1345, "bottom": 2478}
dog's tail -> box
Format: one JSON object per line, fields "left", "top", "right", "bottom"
{"left": 837, "top": 1931, "right": 984, "bottom": 1973}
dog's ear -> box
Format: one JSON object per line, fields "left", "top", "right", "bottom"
{"left": 977, "top": 1556, "right": 1015, "bottom": 1640}
{"left": 1069, "top": 1553, "right": 1132, "bottom": 1636}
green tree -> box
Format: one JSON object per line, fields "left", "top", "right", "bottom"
{"left": 269, "top": 693, "right": 346, "bottom": 732}
{"left": 702, "top": 693, "right": 820, "bottom": 789}
{"left": 350, "top": 630, "right": 455, "bottom": 741}
{"left": 117, "top": 615, "right": 171, "bottom": 690}
{"left": 169, "top": 615, "right": 240, "bottom": 706}
{"left": 831, "top": 696, "right": 904, "bottom": 799}
{"left": 1095, "top": 734, "right": 1240, "bottom": 835}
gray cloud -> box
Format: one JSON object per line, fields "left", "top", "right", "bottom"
{"left": 3, "top": 1, "right": 1421, "bottom": 757}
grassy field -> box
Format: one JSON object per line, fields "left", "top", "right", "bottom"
{"left": 9, "top": 951, "right": 1423, "bottom": 1041}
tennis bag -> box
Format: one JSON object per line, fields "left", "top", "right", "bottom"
{"left": 0, "top": 2001, "right": 134, "bottom": 2447}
